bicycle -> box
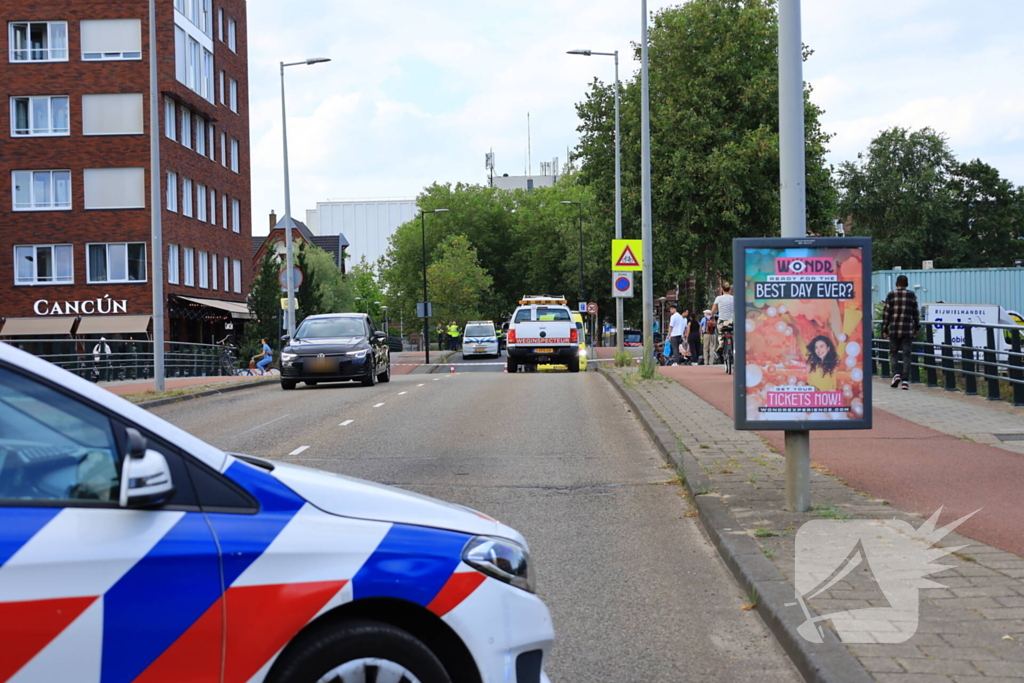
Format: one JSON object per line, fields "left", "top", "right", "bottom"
{"left": 720, "top": 322, "right": 734, "bottom": 375}
{"left": 215, "top": 336, "right": 243, "bottom": 376}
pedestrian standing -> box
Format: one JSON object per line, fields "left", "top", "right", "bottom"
{"left": 667, "top": 304, "right": 686, "bottom": 365}
{"left": 437, "top": 323, "right": 446, "bottom": 351}
{"left": 686, "top": 309, "right": 702, "bottom": 365}
{"left": 447, "top": 321, "right": 460, "bottom": 351}
{"left": 882, "top": 274, "right": 920, "bottom": 390}
{"left": 701, "top": 309, "right": 716, "bottom": 366}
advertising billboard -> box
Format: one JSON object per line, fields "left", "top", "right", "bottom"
{"left": 734, "top": 237, "right": 872, "bottom": 431}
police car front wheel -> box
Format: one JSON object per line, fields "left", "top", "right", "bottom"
{"left": 269, "top": 619, "right": 451, "bottom": 683}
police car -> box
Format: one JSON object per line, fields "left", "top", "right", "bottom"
{"left": 0, "top": 342, "right": 553, "bottom": 683}
{"left": 461, "top": 321, "right": 500, "bottom": 358}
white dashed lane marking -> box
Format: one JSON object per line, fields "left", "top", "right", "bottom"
{"left": 289, "top": 445, "right": 310, "bottom": 456}
{"left": 339, "top": 420, "right": 354, "bottom": 426}
{"left": 398, "top": 391, "right": 407, "bottom": 395}
{"left": 417, "top": 383, "right": 424, "bottom": 387}
{"left": 373, "top": 402, "right": 385, "bottom": 408}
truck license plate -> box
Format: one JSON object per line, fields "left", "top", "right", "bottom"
{"left": 534, "top": 348, "right": 553, "bottom": 353}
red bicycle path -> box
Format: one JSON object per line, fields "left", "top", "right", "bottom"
{"left": 592, "top": 344, "right": 1023, "bottom": 556}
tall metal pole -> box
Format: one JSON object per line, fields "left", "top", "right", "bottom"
{"left": 613, "top": 50, "right": 623, "bottom": 356}
{"left": 148, "top": 0, "right": 165, "bottom": 391}
{"left": 640, "top": 0, "right": 654, "bottom": 348}
{"left": 280, "top": 62, "right": 296, "bottom": 339}
{"left": 422, "top": 212, "right": 430, "bottom": 366}
{"left": 779, "top": 0, "right": 810, "bottom": 512}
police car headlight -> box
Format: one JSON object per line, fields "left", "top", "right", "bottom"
{"left": 281, "top": 352, "right": 297, "bottom": 361}
{"left": 462, "top": 536, "right": 535, "bottom": 593}
{"left": 346, "top": 349, "right": 368, "bottom": 358}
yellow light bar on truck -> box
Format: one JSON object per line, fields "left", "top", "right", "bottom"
{"left": 519, "top": 296, "right": 567, "bottom": 305}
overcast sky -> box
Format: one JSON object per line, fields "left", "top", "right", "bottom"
{"left": 246, "top": 0, "right": 1024, "bottom": 235}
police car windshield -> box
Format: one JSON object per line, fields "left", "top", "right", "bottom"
{"left": 464, "top": 325, "right": 492, "bottom": 337}
{"left": 296, "top": 318, "right": 365, "bottom": 339}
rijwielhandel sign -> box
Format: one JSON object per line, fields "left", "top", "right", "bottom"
{"left": 733, "top": 237, "right": 873, "bottom": 431}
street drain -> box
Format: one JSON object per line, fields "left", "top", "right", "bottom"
{"left": 995, "top": 434, "right": 1024, "bottom": 442}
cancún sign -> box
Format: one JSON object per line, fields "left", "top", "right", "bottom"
{"left": 34, "top": 296, "right": 129, "bottom": 316}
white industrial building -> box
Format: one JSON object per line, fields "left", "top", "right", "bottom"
{"left": 307, "top": 199, "right": 418, "bottom": 267}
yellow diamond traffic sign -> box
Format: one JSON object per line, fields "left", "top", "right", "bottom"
{"left": 611, "top": 239, "right": 643, "bottom": 271}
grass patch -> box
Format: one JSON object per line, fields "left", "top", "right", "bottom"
{"left": 692, "top": 482, "right": 714, "bottom": 496}
{"left": 754, "top": 527, "right": 777, "bottom": 538}
{"left": 748, "top": 474, "right": 758, "bottom": 484}
{"left": 952, "top": 551, "right": 976, "bottom": 563}
{"left": 684, "top": 509, "right": 699, "bottom": 518}
{"left": 762, "top": 548, "right": 775, "bottom": 560}
{"left": 699, "top": 444, "right": 710, "bottom": 449}
{"left": 637, "top": 340, "right": 659, "bottom": 380}
{"left": 718, "top": 468, "right": 734, "bottom": 474}
{"left": 614, "top": 350, "right": 634, "bottom": 368}
{"left": 812, "top": 505, "right": 852, "bottom": 520}
{"left": 741, "top": 586, "right": 759, "bottom": 611}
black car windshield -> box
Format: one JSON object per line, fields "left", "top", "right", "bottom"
{"left": 296, "top": 318, "right": 365, "bottom": 339}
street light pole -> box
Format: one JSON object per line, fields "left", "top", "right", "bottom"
{"left": 640, "top": 0, "right": 654, "bottom": 350}
{"left": 566, "top": 48, "right": 622, "bottom": 354}
{"left": 280, "top": 57, "right": 330, "bottom": 339}
{"left": 420, "top": 208, "right": 449, "bottom": 365}
{"left": 560, "top": 201, "right": 584, "bottom": 303}
{"left": 148, "top": 0, "right": 165, "bottom": 391}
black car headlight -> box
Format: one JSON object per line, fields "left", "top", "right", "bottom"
{"left": 281, "top": 351, "right": 297, "bottom": 361}
{"left": 346, "top": 348, "right": 368, "bottom": 359}
{"left": 462, "top": 536, "right": 535, "bottom": 593}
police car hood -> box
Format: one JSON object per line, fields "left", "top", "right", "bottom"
{"left": 266, "top": 460, "right": 525, "bottom": 543}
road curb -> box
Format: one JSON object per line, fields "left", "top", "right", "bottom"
{"left": 135, "top": 377, "right": 279, "bottom": 409}
{"left": 599, "top": 368, "right": 871, "bottom": 683}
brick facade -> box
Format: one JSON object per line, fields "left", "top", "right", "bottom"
{"left": 0, "top": 0, "right": 251, "bottom": 343}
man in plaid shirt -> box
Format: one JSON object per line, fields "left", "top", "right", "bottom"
{"left": 882, "top": 274, "right": 920, "bottom": 390}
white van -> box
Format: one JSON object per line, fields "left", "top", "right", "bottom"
{"left": 462, "top": 320, "right": 500, "bottom": 358}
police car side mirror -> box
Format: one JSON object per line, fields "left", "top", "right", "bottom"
{"left": 119, "top": 428, "right": 175, "bottom": 509}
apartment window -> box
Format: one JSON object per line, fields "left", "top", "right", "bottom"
{"left": 227, "top": 17, "right": 236, "bottom": 51}
{"left": 198, "top": 251, "right": 209, "bottom": 288}
{"left": 9, "top": 22, "right": 68, "bottom": 62}
{"left": 12, "top": 170, "right": 71, "bottom": 211}
{"left": 180, "top": 108, "right": 192, "bottom": 148}
{"left": 221, "top": 194, "right": 228, "bottom": 229}
{"left": 219, "top": 70, "right": 225, "bottom": 104}
{"left": 87, "top": 243, "right": 146, "bottom": 283}
{"left": 82, "top": 93, "right": 143, "bottom": 135}
{"left": 208, "top": 188, "right": 216, "bottom": 224}
{"left": 211, "top": 253, "right": 218, "bottom": 290}
{"left": 230, "top": 138, "right": 239, "bottom": 172}
{"left": 220, "top": 132, "right": 226, "bottom": 166}
{"left": 223, "top": 256, "right": 229, "bottom": 292}
{"left": 232, "top": 259, "right": 241, "bottom": 293}
{"left": 81, "top": 19, "right": 141, "bottom": 61}
{"left": 84, "top": 168, "right": 145, "bottom": 209}
{"left": 183, "top": 247, "right": 194, "bottom": 286}
{"left": 174, "top": 26, "right": 186, "bottom": 82}
{"left": 15, "top": 244, "right": 73, "bottom": 285}
{"left": 11, "top": 96, "right": 69, "bottom": 137}
{"left": 166, "top": 172, "right": 178, "bottom": 212}
{"left": 218, "top": 9, "right": 224, "bottom": 40}
{"left": 164, "top": 97, "right": 176, "bottom": 139}
{"left": 202, "top": 49, "right": 214, "bottom": 101}
{"left": 208, "top": 124, "right": 215, "bottom": 160}
{"left": 196, "top": 183, "right": 207, "bottom": 221}
{"left": 231, "top": 198, "right": 240, "bottom": 233}
{"left": 195, "top": 116, "right": 205, "bottom": 154}
{"left": 182, "top": 177, "right": 193, "bottom": 217}
{"left": 202, "top": 0, "right": 213, "bottom": 37}
{"left": 229, "top": 78, "right": 237, "bottom": 112}
{"left": 168, "top": 244, "right": 180, "bottom": 284}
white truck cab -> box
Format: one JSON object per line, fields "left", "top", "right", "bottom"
{"left": 506, "top": 296, "right": 581, "bottom": 373}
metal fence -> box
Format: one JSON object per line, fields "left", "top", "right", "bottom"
{"left": 870, "top": 321, "right": 1024, "bottom": 406}
{"left": 5, "top": 339, "right": 241, "bottom": 383}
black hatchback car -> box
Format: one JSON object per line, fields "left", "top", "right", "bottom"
{"left": 279, "top": 313, "right": 390, "bottom": 390}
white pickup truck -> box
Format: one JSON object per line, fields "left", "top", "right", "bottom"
{"left": 506, "top": 296, "right": 581, "bottom": 373}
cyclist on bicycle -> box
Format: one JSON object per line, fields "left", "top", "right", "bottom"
{"left": 711, "top": 283, "right": 735, "bottom": 360}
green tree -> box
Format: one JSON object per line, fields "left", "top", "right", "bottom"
{"left": 426, "top": 235, "right": 493, "bottom": 324}
{"left": 574, "top": 0, "right": 837, "bottom": 311}
{"left": 294, "top": 243, "right": 323, "bottom": 321}
{"left": 348, "top": 257, "right": 387, "bottom": 323}
{"left": 945, "top": 159, "right": 1024, "bottom": 268}
{"left": 837, "top": 127, "right": 957, "bottom": 269}
{"left": 245, "top": 249, "right": 282, "bottom": 361}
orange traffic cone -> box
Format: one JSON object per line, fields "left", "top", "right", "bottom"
{"left": 449, "top": 364, "right": 456, "bottom": 373}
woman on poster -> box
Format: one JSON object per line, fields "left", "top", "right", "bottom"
{"left": 805, "top": 335, "right": 840, "bottom": 392}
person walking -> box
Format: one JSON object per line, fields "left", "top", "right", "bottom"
{"left": 882, "top": 274, "right": 920, "bottom": 390}
{"left": 667, "top": 304, "right": 686, "bottom": 365}
{"left": 686, "top": 309, "right": 703, "bottom": 365}
{"left": 701, "top": 309, "right": 716, "bottom": 366}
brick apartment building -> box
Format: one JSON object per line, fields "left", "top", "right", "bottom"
{"left": 0, "top": 0, "right": 251, "bottom": 350}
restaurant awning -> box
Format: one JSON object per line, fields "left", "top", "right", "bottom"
{"left": 0, "top": 317, "right": 78, "bottom": 337}
{"left": 175, "top": 295, "right": 252, "bottom": 319}
{"left": 75, "top": 315, "right": 152, "bottom": 335}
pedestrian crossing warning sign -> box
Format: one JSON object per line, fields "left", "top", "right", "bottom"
{"left": 611, "top": 239, "right": 643, "bottom": 271}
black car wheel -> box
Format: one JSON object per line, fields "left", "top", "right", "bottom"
{"left": 361, "top": 357, "right": 377, "bottom": 386}
{"left": 281, "top": 379, "right": 296, "bottom": 390}
{"left": 507, "top": 359, "right": 518, "bottom": 373}
{"left": 377, "top": 352, "right": 391, "bottom": 383}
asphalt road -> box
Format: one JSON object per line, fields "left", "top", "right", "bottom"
{"left": 152, "top": 370, "right": 798, "bottom": 681}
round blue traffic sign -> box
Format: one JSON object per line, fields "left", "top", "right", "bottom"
{"left": 615, "top": 276, "right": 631, "bottom": 292}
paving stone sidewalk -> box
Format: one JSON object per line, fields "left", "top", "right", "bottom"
{"left": 608, "top": 369, "right": 1024, "bottom": 682}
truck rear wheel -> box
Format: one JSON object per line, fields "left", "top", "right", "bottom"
{"left": 567, "top": 356, "right": 580, "bottom": 373}
{"left": 507, "top": 359, "right": 518, "bottom": 373}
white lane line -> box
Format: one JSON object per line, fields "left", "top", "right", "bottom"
{"left": 373, "top": 402, "right": 385, "bottom": 408}
{"left": 339, "top": 419, "right": 354, "bottom": 426}
{"left": 229, "top": 413, "right": 291, "bottom": 438}
{"left": 417, "top": 383, "right": 424, "bottom": 387}
{"left": 398, "top": 391, "right": 407, "bottom": 395}
{"left": 433, "top": 378, "right": 440, "bottom": 381}
{"left": 289, "top": 445, "right": 310, "bottom": 456}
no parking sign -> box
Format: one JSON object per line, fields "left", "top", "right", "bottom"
{"left": 612, "top": 271, "right": 634, "bottom": 298}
